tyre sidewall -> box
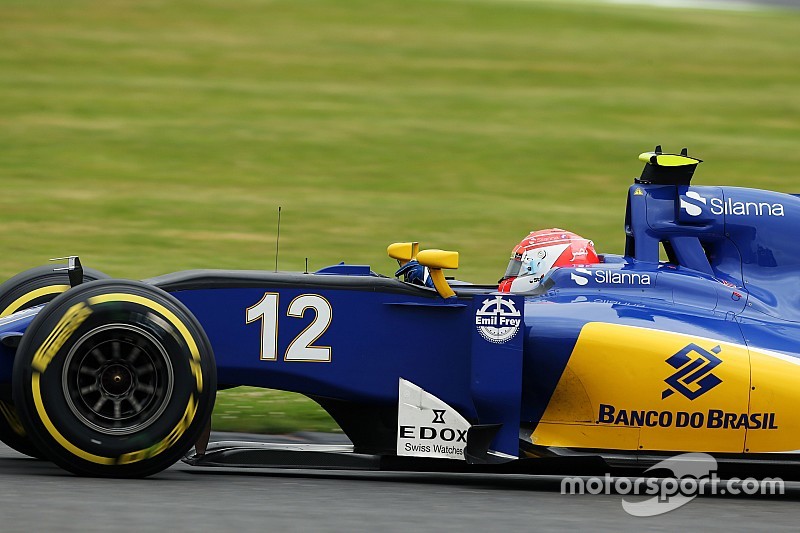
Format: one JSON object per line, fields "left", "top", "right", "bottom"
{"left": 0, "top": 400, "right": 41, "bottom": 458}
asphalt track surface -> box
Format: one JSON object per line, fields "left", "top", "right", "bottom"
{"left": 1, "top": 434, "right": 800, "bottom": 532}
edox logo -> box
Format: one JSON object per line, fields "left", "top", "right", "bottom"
{"left": 662, "top": 343, "right": 722, "bottom": 400}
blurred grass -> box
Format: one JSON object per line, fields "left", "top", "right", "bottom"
{"left": 212, "top": 387, "right": 341, "bottom": 434}
{"left": 1, "top": 0, "right": 799, "bottom": 433}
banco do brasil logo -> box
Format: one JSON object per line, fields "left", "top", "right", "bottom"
{"left": 475, "top": 296, "right": 521, "bottom": 344}
{"left": 662, "top": 343, "right": 722, "bottom": 400}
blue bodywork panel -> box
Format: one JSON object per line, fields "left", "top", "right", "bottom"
{"left": 167, "top": 287, "right": 524, "bottom": 456}
{"left": 0, "top": 309, "right": 38, "bottom": 384}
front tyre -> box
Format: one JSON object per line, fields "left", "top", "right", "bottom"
{"left": 0, "top": 265, "right": 109, "bottom": 459}
{"left": 12, "top": 279, "right": 216, "bottom": 477}
{"left": 0, "top": 400, "right": 39, "bottom": 458}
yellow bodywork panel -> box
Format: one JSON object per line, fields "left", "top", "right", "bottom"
{"left": 532, "top": 323, "right": 752, "bottom": 453}
{"left": 531, "top": 422, "right": 641, "bottom": 450}
{"left": 747, "top": 349, "right": 800, "bottom": 453}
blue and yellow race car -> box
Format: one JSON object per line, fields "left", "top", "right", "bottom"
{"left": 1, "top": 148, "right": 798, "bottom": 478}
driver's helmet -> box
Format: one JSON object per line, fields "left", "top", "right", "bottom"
{"left": 498, "top": 228, "right": 600, "bottom": 293}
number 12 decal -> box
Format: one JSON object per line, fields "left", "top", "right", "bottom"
{"left": 246, "top": 293, "right": 333, "bottom": 362}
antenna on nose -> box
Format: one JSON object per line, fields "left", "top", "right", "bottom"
{"left": 275, "top": 206, "right": 282, "bottom": 272}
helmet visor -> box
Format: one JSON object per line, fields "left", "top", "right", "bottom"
{"left": 501, "top": 257, "right": 523, "bottom": 281}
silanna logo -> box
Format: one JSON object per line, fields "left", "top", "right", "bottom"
{"left": 570, "top": 268, "right": 651, "bottom": 287}
{"left": 681, "top": 191, "right": 784, "bottom": 217}
{"left": 662, "top": 343, "right": 722, "bottom": 400}
{"left": 475, "top": 296, "right": 521, "bottom": 344}
{"left": 680, "top": 191, "right": 707, "bottom": 217}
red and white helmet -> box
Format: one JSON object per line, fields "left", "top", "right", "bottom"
{"left": 498, "top": 228, "right": 600, "bottom": 293}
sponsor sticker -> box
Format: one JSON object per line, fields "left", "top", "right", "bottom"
{"left": 397, "top": 379, "right": 470, "bottom": 460}
{"left": 474, "top": 296, "right": 521, "bottom": 344}
{"left": 681, "top": 191, "right": 784, "bottom": 217}
{"left": 662, "top": 343, "right": 722, "bottom": 400}
{"left": 570, "top": 268, "right": 651, "bottom": 287}
{"left": 595, "top": 342, "right": 778, "bottom": 431}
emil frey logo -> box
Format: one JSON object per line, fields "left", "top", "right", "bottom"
{"left": 475, "top": 296, "right": 521, "bottom": 344}
{"left": 681, "top": 191, "right": 784, "bottom": 217}
{"left": 662, "top": 343, "right": 722, "bottom": 400}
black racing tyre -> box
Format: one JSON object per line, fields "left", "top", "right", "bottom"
{"left": 12, "top": 279, "right": 216, "bottom": 477}
{"left": 0, "top": 398, "right": 39, "bottom": 458}
{"left": 0, "top": 265, "right": 108, "bottom": 459}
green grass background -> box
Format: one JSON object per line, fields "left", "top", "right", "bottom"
{"left": 2, "top": 0, "right": 799, "bottom": 433}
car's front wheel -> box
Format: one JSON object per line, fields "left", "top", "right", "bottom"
{"left": 12, "top": 279, "right": 216, "bottom": 477}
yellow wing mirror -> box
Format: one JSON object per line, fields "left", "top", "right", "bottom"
{"left": 417, "top": 249, "right": 459, "bottom": 299}
{"left": 387, "top": 242, "right": 419, "bottom": 266}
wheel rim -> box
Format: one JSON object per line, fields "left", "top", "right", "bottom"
{"left": 62, "top": 323, "right": 174, "bottom": 435}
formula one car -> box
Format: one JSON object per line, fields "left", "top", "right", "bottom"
{"left": 1, "top": 148, "right": 799, "bottom": 478}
